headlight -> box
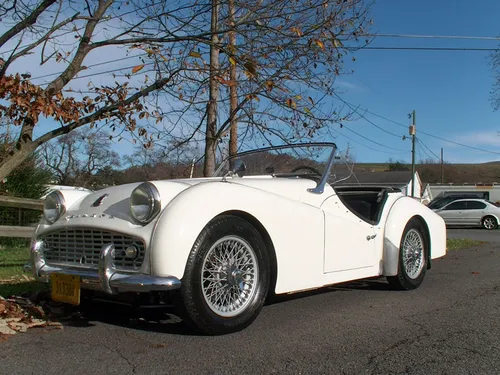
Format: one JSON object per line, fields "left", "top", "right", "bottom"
{"left": 130, "top": 182, "right": 161, "bottom": 224}
{"left": 43, "top": 191, "right": 65, "bottom": 224}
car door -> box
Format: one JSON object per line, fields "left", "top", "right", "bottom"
{"left": 438, "top": 201, "right": 467, "bottom": 225}
{"left": 321, "top": 195, "right": 377, "bottom": 273}
{"left": 461, "top": 200, "right": 487, "bottom": 226}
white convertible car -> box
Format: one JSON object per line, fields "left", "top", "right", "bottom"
{"left": 27, "top": 142, "right": 446, "bottom": 335}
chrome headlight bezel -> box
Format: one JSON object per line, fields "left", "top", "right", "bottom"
{"left": 43, "top": 190, "right": 66, "bottom": 224}
{"left": 130, "top": 182, "right": 161, "bottom": 225}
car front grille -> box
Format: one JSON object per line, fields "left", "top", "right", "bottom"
{"left": 41, "top": 228, "right": 146, "bottom": 271}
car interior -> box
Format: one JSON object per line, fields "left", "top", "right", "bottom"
{"left": 333, "top": 186, "right": 399, "bottom": 225}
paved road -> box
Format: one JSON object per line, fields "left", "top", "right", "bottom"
{"left": 2, "top": 239, "right": 500, "bottom": 375}
{"left": 447, "top": 228, "right": 500, "bottom": 243}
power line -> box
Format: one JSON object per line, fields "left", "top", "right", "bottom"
{"left": 417, "top": 138, "right": 440, "bottom": 161}
{"left": 335, "top": 95, "right": 404, "bottom": 138}
{"left": 30, "top": 53, "right": 149, "bottom": 82}
{"left": 366, "top": 33, "right": 500, "bottom": 41}
{"left": 35, "top": 62, "right": 156, "bottom": 86}
{"left": 0, "top": 0, "right": 169, "bottom": 56}
{"left": 417, "top": 130, "right": 500, "bottom": 156}
{"left": 353, "top": 46, "right": 500, "bottom": 52}
{"left": 339, "top": 103, "right": 500, "bottom": 156}
{"left": 329, "top": 126, "right": 408, "bottom": 155}
{"left": 361, "top": 109, "right": 409, "bottom": 129}
{"left": 340, "top": 124, "right": 408, "bottom": 152}
{"left": 417, "top": 138, "right": 500, "bottom": 180}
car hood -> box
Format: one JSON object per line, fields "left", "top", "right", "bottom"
{"left": 43, "top": 176, "right": 319, "bottom": 229}
{"left": 67, "top": 176, "right": 316, "bottom": 214}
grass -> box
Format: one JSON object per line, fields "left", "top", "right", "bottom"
{"left": 0, "top": 246, "right": 47, "bottom": 297}
{"left": 446, "top": 238, "right": 485, "bottom": 251}
{"left": 0, "top": 247, "right": 30, "bottom": 280}
{"left": 0, "top": 281, "right": 48, "bottom": 298}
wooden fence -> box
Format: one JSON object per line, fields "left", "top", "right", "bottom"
{"left": 0, "top": 196, "right": 43, "bottom": 238}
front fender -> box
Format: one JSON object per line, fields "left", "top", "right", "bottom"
{"left": 149, "top": 181, "right": 325, "bottom": 293}
{"left": 383, "top": 197, "right": 446, "bottom": 276}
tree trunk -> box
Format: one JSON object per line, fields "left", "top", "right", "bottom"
{"left": 0, "top": 143, "right": 37, "bottom": 182}
{"left": 228, "top": 0, "right": 238, "bottom": 160}
{"left": 203, "top": 0, "right": 220, "bottom": 177}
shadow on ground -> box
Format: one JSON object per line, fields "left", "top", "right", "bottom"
{"left": 57, "top": 277, "right": 394, "bottom": 336}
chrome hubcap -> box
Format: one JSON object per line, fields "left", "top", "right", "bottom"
{"left": 201, "top": 236, "right": 258, "bottom": 317}
{"left": 402, "top": 229, "right": 425, "bottom": 279}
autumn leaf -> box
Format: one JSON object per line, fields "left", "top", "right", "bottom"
{"left": 246, "top": 94, "right": 260, "bottom": 102}
{"left": 219, "top": 79, "right": 237, "bottom": 86}
{"left": 265, "top": 80, "right": 274, "bottom": 91}
{"left": 132, "top": 64, "right": 145, "bottom": 74}
{"left": 291, "top": 27, "right": 303, "bottom": 37}
{"left": 189, "top": 51, "right": 202, "bottom": 58}
{"left": 243, "top": 61, "right": 257, "bottom": 76}
{"left": 229, "top": 57, "right": 237, "bottom": 66}
{"left": 333, "top": 39, "right": 343, "bottom": 48}
{"left": 315, "top": 40, "right": 325, "bottom": 49}
{"left": 286, "top": 98, "right": 296, "bottom": 109}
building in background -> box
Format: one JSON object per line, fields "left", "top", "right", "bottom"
{"left": 427, "top": 183, "right": 500, "bottom": 203}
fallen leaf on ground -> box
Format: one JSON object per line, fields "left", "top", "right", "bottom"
{"left": 0, "top": 291, "right": 65, "bottom": 337}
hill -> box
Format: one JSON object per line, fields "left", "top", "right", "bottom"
{"left": 353, "top": 162, "right": 500, "bottom": 184}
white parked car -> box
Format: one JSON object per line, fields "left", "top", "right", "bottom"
{"left": 27, "top": 143, "right": 447, "bottom": 334}
{"left": 433, "top": 198, "right": 500, "bottom": 230}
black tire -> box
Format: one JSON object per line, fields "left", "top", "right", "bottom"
{"left": 482, "top": 216, "right": 498, "bottom": 230}
{"left": 176, "top": 215, "right": 270, "bottom": 335}
{"left": 387, "top": 218, "right": 428, "bottom": 290}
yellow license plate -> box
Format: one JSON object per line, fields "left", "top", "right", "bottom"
{"left": 51, "top": 274, "right": 81, "bottom": 305}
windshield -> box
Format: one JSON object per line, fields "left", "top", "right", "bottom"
{"left": 213, "top": 143, "right": 337, "bottom": 182}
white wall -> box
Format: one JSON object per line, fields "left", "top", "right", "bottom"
{"left": 404, "top": 172, "right": 423, "bottom": 200}
{"left": 428, "top": 184, "right": 500, "bottom": 202}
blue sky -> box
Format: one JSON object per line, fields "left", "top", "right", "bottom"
{"left": 3, "top": 0, "right": 500, "bottom": 165}
{"left": 334, "top": 0, "right": 500, "bottom": 163}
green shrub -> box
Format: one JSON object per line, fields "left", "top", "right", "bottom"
{"left": 0, "top": 149, "right": 53, "bottom": 247}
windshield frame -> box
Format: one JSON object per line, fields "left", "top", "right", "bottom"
{"left": 213, "top": 142, "right": 337, "bottom": 194}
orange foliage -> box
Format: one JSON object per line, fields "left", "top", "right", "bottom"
{"left": 0, "top": 74, "right": 84, "bottom": 125}
{"left": 0, "top": 74, "right": 146, "bottom": 134}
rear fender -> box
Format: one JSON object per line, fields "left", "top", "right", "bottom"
{"left": 383, "top": 197, "right": 446, "bottom": 276}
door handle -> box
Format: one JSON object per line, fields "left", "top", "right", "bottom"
{"left": 366, "top": 234, "right": 377, "bottom": 241}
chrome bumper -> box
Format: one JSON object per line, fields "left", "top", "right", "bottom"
{"left": 25, "top": 242, "right": 181, "bottom": 294}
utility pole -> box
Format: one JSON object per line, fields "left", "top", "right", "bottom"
{"left": 410, "top": 110, "right": 416, "bottom": 197}
{"left": 440, "top": 148, "right": 444, "bottom": 183}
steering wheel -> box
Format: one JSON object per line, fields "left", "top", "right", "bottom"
{"left": 291, "top": 165, "right": 322, "bottom": 176}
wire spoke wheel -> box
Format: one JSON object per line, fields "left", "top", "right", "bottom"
{"left": 201, "top": 235, "right": 259, "bottom": 317}
{"left": 402, "top": 228, "right": 425, "bottom": 279}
